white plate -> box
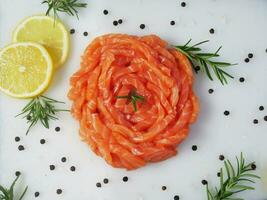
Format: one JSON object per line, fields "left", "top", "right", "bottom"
{"left": 0, "top": 0, "right": 267, "bottom": 199}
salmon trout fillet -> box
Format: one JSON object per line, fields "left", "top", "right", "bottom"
{"left": 68, "top": 34, "right": 199, "bottom": 170}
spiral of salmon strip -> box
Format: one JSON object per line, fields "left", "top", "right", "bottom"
{"left": 68, "top": 34, "right": 199, "bottom": 170}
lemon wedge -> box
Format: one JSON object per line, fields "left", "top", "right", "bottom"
{"left": 0, "top": 42, "right": 53, "bottom": 98}
{"left": 12, "top": 15, "right": 70, "bottom": 68}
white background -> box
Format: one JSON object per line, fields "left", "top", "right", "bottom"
{"left": 0, "top": 0, "right": 267, "bottom": 199}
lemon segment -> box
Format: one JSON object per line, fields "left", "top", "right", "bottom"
{"left": 0, "top": 42, "right": 53, "bottom": 98}
{"left": 12, "top": 15, "right": 70, "bottom": 68}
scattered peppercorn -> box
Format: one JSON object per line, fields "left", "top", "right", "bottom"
{"left": 181, "top": 2, "right": 186, "bottom": 7}
{"left": 118, "top": 19, "right": 123, "bottom": 24}
{"left": 251, "top": 163, "right": 256, "bottom": 170}
{"left": 194, "top": 66, "right": 200, "bottom": 72}
{"left": 61, "top": 157, "right": 67, "bottom": 162}
{"left": 83, "top": 32, "right": 88, "bottom": 36}
{"left": 209, "top": 28, "right": 215, "bottom": 34}
{"left": 219, "top": 155, "right": 225, "bottom": 161}
{"left": 96, "top": 182, "right": 102, "bottom": 188}
{"left": 15, "top": 136, "right": 20, "bottom": 142}
{"left": 192, "top": 145, "right": 197, "bottom": 151}
{"left": 122, "top": 176, "right": 128, "bottom": 182}
{"left": 113, "top": 20, "right": 118, "bottom": 26}
{"left": 239, "top": 77, "right": 245, "bottom": 82}
{"left": 224, "top": 110, "right": 230, "bottom": 116}
{"left": 55, "top": 127, "right": 60, "bottom": 132}
{"left": 208, "top": 89, "right": 214, "bottom": 94}
{"left": 34, "top": 192, "right": 40, "bottom": 197}
{"left": 103, "top": 9, "right": 108, "bottom": 15}
{"left": 40, "top": 139, "right": 46, "bottom": 144}
{"left": 201, "top": 180, "right": 208, "bottom": 185}
{"left": 266, "top": 48, "right": 267, "bottom": 53}
{"left": 18, "top": 145, "right": 24, "bottom": 151}
{"left": 26, "top": 115, "right": 32, "bottom": 120}
{"left": 139, "top": 24, "right": 145, "bottom": 29}
{"left": 170, "top": 20, "right": 175, "bottom": 26}
{"left": 244, "top": 58, "right": 250, "bottom": 63}
{"left": 49, "top": 165, "right": 55, "bottom": 171}
{"left": 248, "top": 53, "right": 253, "bottom": 58}
{"left": 264, "top": 116, "right": 267, "bottom": 121}
{"left": 174, "top": 195, "right": 180, "bottom": 200}
{"left": 56, "top": 189, "right": 62, "bottom": 194}
{"left": 217, "top": 172, "right": 221, "bottom": 177}
{"left": 253, "top": 119, "right": 258, "bottom": 124}
{"left": 15, "top": 171, "right": 21, "bottom": 176}
{"left": 162, "top": 186, "right": 167, "bottom": 191}
{"left": 103, "top": 178, "right": 109, "bottom": 184}
{"left": 70, "top": 29, "right": 75, "bottom": 34}
{"left": 259, "top": 106, "right": 264, "bottom": 111}
{"left": 70, "top": 166, "right": 76, "bottom": 171}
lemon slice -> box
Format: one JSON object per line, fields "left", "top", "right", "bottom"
{"left": 0, "top": 42, "right": 53, "bottom": 98}
{"left": 12, "top": 15, "right": 70, "bottom": 68}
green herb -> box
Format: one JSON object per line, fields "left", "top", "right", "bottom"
{"left": 16, "top": 96, "right": 69, "bottom": 135}
{"left": 206, "top": 153, "right": 260, "bottom": 200}
{"left": 116, "top": 89, "right": 145, "bottom": 112}
{"left": 0, "top": 174, "right": 28, "bottom": 200}
{"left": 175, "top": 39, "right": 235, "bottom": 85}
{"left": 42, "top": 0, "right": 87, "bottom": 21}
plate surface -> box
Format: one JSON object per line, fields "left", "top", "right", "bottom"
{"left": 0, "top": 0, "right": 267, "bottom": 199}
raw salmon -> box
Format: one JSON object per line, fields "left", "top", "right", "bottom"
{"left": 68, "top": 34, "right": 199, "bottom": 170}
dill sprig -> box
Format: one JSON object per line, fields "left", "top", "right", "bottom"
{"left": 175, "top": 39, "right": 235, "bottom": 85}
{"left": 16, "top": 96, "right": 69, "bottom": 135}
{"left": 206, "top": 153, "right": 260, "bottom": 200}
{"left": 42, "top": 0, "right": 87, "bottom": 20}
{"left": 0, "top": 174, "right": 28, "bottom": 200}
{"left": 116, "top": 89, "right": 145, "bottom": 112}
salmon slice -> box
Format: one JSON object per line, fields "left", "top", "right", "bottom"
{"left": 68, "top": 34, "right": 199, "bottom": 170}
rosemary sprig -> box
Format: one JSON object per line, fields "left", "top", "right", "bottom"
{"left": 116, "top": 89, "right": 145, "bottom": 112}
{"left": 16, "top": 96, "right": 69, "bottom": 135}
{"left": 0, "top": 174, "right": 28, "bottom": 200}
{"left": 206, "top": 153, "right": 260, "bottom": 200}
{"left": 42, "top": 0, "right": 87, "bottom": 21}
{"left": 175, "top": 39, "right": 235, "bottom": 85}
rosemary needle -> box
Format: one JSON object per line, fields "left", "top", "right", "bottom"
{"left": 0, "top": 174, "right": 28, "bottom": 200}
{"left": 42, "top": 0, "right": 87, "bottom": 21}
{"left": 16, "top": 95, "right": 69, "bottom": 135}
{"left": 175, "top": 39, "right": 235, "bottom": 85}
{"left": 206, "top": 153, "right": 260, "bottom": 200}
{"left": 116, "top": 89, "right": 145, "bottom": 112}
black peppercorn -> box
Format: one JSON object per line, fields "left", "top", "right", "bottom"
{"left": 170, "top": 20, "right": 175, "bottom": 26}
{"left": 83, "top": 32, "right": 88, "bottom": 36}
{"left": 253, "top": 119, "right": 258, "bottom": 124}
{"left": 55, "top": 127, "right": 60, "bottom": 132}
{"left": 239, "top": 77, "right": 245, "bottom": 82}
{"left": 209, "top": 28, "right": 215, "bottom": 34}
{"left": 181, "top": 2, "right": 186, "bottom": 7}
{"left": 49, "top": 165, "right": 55, "bottom": 171}
{"left": 162, "top": 186, "right": 167, "bottom": 190}
{"left": 219, "top": 155, "right": 225, "bottom": 161}
{"left": 70, "top": 166, "right": 76, "bottom": 171}
{"left": 122, "top": 176, "right": 128, "bottom": 182}
{"left": 118, "top": 19, "right": 123, "bottom": 24}
{"left": 56, "top": 189, "right": 62, "bottom": 194}
{"left": 70, "top": 29, "right": 75, "bottom": 34}
{"left": 192, "top": 145, "right": 197, "bottom": 151}
{"left": 244, "top": 58, "right": 249, "bottom": 63}
{"left": 103, "top": 9, "right": 108, "bottom": 15}
{"left": 103, "top": 178, "right": 109, "bottom": 184}
{"left": 224, "top": 110, "right": 230, "bottom": 116}
{"left": 113, "top": 21, "right": 118, "bottom": 26}
{"left": 34, "top": 191, "right": 40, "bottom": 197}
{"left": 96, "top": 182, "right": 101, "bottom": 187}
{"left": 15, "top": 136, "right": 20, "bottom": 142}
{"left": 40, "top": 139, "right": 46, "bottom": 144}
{"left": 251, "top": 163, "right": 256, "bottom": 170}
{"left": 217, "top": 172, "right": 221, "bottom": 177}
{"left": 61, "top": 157, "right": 67, "bottom": 162}
{"left": 18, "top": 145, "right": 24, "bottom": 151}
{"left": 259, "top": 106, "right": 264, "bottom": 111}
{"left": 15, "top": 171, "right": 21, "bottom": 176}
{"left": 174, "top": 195, "right": 180, "bottom": 200}
{"left": 264, "top": 116, "right": 267, "bottom": 121}
{"left": 139, "top": 24, "right": 145, "bottom": 29}
{"left": 208, "top": 89, "right": 214, "bottom": 94}
{"left": 27, "top": 115, "right": 32, "bottom": 120}
{"left": 201, "top": 180, "right": 208, "bottom": 185}
{"left": 248, "top": 53, "right": 253, "bottom": 58}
